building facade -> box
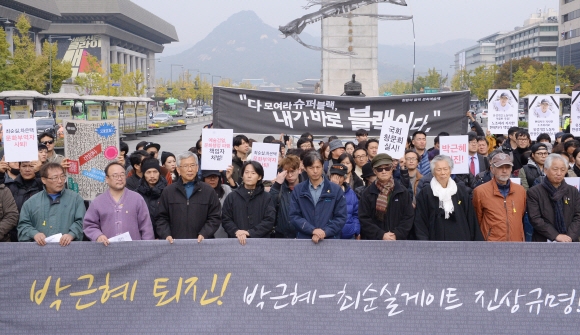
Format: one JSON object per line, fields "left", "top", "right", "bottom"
{"left": 559, "top": 0, "right": 580, "bottom": 68}
{"left": 454, "top": 33, "right": 501, "bottom": 72}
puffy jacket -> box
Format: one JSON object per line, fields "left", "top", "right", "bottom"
{"left": 359, "top": 180, "right": 414, "bottom": 240}
{"left": 472, "top": 179, "right": 526, "bottom": 242}
{"left": 0, "top": 184, "right": 19, "bottom": 242}
{"left": 221, "top": 184, "right": 275, "bottom": 238}
{"left": 289, "top": 179, "right": 347, "bottom": 239}
{"left": 6, "top": 175, "right": 44, "bottom": 241}
{"left": 136, "top": 176, "right": 168, "bottom": 235}
{"left": 518, "top": 161, "right": 544, "bottom": 191}
{"left": 341, "top": 184, "right": 360, "bottom": 239}
{"left": 270, "top": 180, "right": 297, "bottom": 238}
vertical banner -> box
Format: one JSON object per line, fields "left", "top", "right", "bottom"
{"left": 106, "top": 106, "right": 119, "bottom": 119}
{"left": 64, "top": 120, "right": 120, "bottom": 200}
{"left": 87, "top": 106, "right": 102, "bottom": 121}
{"left": 440, "top": 136, "right": 469, "bottom": 174}
{"left": 9, "top": 105, "right": 30, "bottom": 119}
{"left": 571, "top": 91, "right": 580, "bottom": 136}
{"left": 201, "top": 128, "right": 233, "bottom": 171}
{"left": 136, "top": 104, "right": 147, "bottom": 117}
{"left": 528, "top": 95, "right": 560, "bottom": 141}
{"left": 488, "top": 89, "right": 518, "bottom": 133}
{"left": 124, "top": 105, "right": 135, "bottom": 119}
{"left": 251, "top": 143, "right": 280, "bottom": 180}
{"left": 2, "top": 119, "right": 37, "bottom": 162}
{"left": 378, "top": 119, "right": 410, "bottom": 159}
{"left": 55, "top": 105, "right": 72, "bottom": 124}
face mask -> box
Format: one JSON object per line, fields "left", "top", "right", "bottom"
{"left": 10, "top": 168, "right": 19, "bottom": 175}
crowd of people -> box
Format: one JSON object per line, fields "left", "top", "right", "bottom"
{"left": 0, "top": 111, "right": 579, "bottom": 246}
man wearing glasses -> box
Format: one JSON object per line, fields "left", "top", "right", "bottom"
{"left": 83, "top": 162, "right": 154, "bottom": 246}
{"left": 518, "top": 143, "right": 548, "bottom": 191}
{"left": 359, "top": 153, "right": 414, "bottom": 241}
{"left": 17, "top": 163, "right": 85, "bottom": 246}
{"left": 155, "top": 151, "right": 221, "bottom": 243}
{"left": 38, "top": 132, "right": 64, "bottom": 164}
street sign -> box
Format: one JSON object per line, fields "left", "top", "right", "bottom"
{"left": 555, "top": 85, "right": 561, "bottom": 94}
{"left": 111, "top": 83, "right": 121, "bottom": 87}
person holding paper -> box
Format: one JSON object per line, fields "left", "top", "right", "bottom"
{"left": 155, "top": 151, "right": 221, "bottom": 243}
{"left": 17, "top": 163, "right": 85, "bottom": 246}
{"left": 289, "top": 151, "right": 346, "bottom": 243}
{"left": 84, "top": 162, "right": 155, "bottom": 245}
{"left": 221, "top": 161, "right": 275, "bottom": 245}
{"left": 414, "top": 155, "right": 483, "bottom": 241}
{"left": 527, "top": 154, "right": 580, "bottom": 242}
{"left": 467, "top": 133, "right": 489, "bottom": 177}
{"left": 359, "top": 154, "right": 414, "bottom": 240}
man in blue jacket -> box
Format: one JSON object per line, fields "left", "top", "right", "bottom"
{"left": 289, "top": 151, "right": 347, "bottom": 243}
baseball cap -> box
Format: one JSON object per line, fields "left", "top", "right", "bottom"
{"left": 491, "top": 152, "right": 513, "bottom": 167}
{"left": 329, "top": 164, "right": 347, "bottom": 176}
{"left": 371, "top": 153, "right": 393, "bottom": 168}
{"left": 143, "top": 142, "right": 161, "bottom": 151}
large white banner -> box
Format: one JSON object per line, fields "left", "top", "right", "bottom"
{"left": 440, "top": 136, "right": 469, "bottom": 174}
{"left": 201, "top": 128, "right": 233, "bottom": 171}
{"left": 571, "top": 91, "right": 580, "bottom": 136}
{"left": 528, "top": 95, "right": 560, "bottom": 141}
{"left": 488, "top": 89, "right": 518, "bottom": 133}
{"left": 251, "top": 143, "right": 280, "bottom": 181}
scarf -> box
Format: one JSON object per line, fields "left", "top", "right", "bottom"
{"left": 430, "top": 177, "right": 457, "bottom": 219}
{"left": 375, "top": 177, "right": 394, "bottom": 221}
{"left": 541, "top": 177, "right": 567, "bottom": 234}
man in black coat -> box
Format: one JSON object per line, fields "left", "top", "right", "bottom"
{"left": 136, "top": 158, "right": 168, "bottom": 238}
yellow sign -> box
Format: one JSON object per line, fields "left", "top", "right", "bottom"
{"left": 136, "top": 104, "right": 147, "bottom": 117}
{"left": 88, "top": 106, "right": 101, "bottom": 121}
{"left": 124, "top": 106, "right": 135, "bottom": 119}
{"left": 106, "top": 106, "right": 119, "bottom": 120}
{"left": 55, "top": 106, "right": 71, "bottom": 124}
{"left": 10, "top": 105, "right": 30, "bottom": 119}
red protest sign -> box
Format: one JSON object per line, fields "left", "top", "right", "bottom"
{"left": 79, "top": 144, "right": 102, "bottom": 166}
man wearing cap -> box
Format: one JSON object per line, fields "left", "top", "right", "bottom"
{"left": 534, "top": 99, "right": 553, "bottom": 119}
{"left": 84, "top": 162, "right": 155, "bottom": 245}
{"left": 473, "top": 153, "right": 526, "bottom": 242}
{"left": 324, "top": 139, "right": 345, "bottom": 173}
{"left": 143, "top": 142, "right": 160, "bottom": 159}
{"left": 329, "top": 163, "right": 360, "bottom": 239}
{"left": 359, "top": 153, "right": 414, "bottom": 240}
{"left": 493, "top": 93, "right": 512, "bottom": 112}
{"left": 518, "top": 143, "right": 548, "bottom": 190}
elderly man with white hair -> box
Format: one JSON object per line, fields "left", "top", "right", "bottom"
{"left": 414, "top": 155, "right": 483, "bottom": 241}
{"left": 527, "top": 153, "right": 580, "bottom": 242}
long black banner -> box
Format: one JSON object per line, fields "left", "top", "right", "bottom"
{"left": 213, "top": 87, "right": 470, "bottom": 136}
{"left": 1, "top": 240, "right": 580, "bottom": 333}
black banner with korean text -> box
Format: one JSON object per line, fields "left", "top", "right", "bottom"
{"left": 1, "top": 240, "right": 580, "bottom": 334}
{"left": 213, "top": 87, "right": 471, "bottom": 136}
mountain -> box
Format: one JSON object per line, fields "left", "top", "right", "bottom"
{"left": 156, "top": 11, "right": 475, "bottom": 87}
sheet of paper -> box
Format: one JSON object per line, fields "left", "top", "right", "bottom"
{"left": 2, "top": 118, "right": 38, "bottom": 162}
{"left": 378, "top": 119, "right": 409, "bottom": 159}
{"left": 251, "top": 142, "right": 280, "bottom": 180}
{"left": 510, "top": 178, "right": 521, "bottom": 185}
{"left": 201, "top": 128, "right": 233, "bottom": 170}
{"left": 45, "top": 233, "right": 62, "bottom": 243}
{"left": 109, "top": 231, "right": 132, "bottom": 242}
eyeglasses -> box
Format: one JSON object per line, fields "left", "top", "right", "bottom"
{"left": 41, "top": 140, "right": 54, "bottom": 145}
{"left": 534, "top": 151, "right": 548, "bottom": 157}
{"left": 179, "top": 164, "right": 197, "bottom": 170}
{"left": 108, "top": 174, "right": 125, "bottom": 180}
{"left": 354, "top": 154, "right": 367, "bottom": 159}
{"left": 374, "top": 165, "right": 393, "bottom": 173}
{"left": 405, "top": 157, "right": 418, "bottom": 162}
{"left": 46, "top": 175, "right": 66, "bottom": 182}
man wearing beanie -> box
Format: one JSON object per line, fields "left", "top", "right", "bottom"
{"left": 83, "top": 162, "right": 155, "bottom": 245}
{"left": 136, "top": 158, "right": 168, "bottom": 237}
{"left": 518, "top": 142, "right": 548, "bottom": 191}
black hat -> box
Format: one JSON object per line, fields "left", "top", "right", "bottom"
{"left": 329, "top": 164, "right": 347, "bottom": 176}
{"left": 144, "top": 142, "right": 160, "bottom": 151}
{"left": 530, "top": 142, "right": 548, "bottom": 154}
{"left": 361, "top": 162, "right": 375, "bottom": 179}
{"left": 38, "top": 143, "right": 48, "bottom": 151}
{"left": 500, "top": 92, "right": 509, "bottom": 98}
{"left": 201, "top": 170, "right": 221, "bottom": 178}
{"left": 141, "top": 158, "right": 160, "bottom": 173}
{"left": 161, "top": 151, "right": 175, "bottom": 166}
{"left": 540, "top": 99, "right": 549, "bottom": 104}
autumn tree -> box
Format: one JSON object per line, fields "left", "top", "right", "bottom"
{"left": 0, "top": 26, "right": 18, "bottom": 91}
{"left": 12, "top": 14, "right": 47, "bottom": 91}
{"left": 74, "top": 54, "right": 107, "bottom": 95}
{"left": 41, "top": 41, "right": 72, "bottom": 93}
{"left": 470, "top": 65, "right": 497, "bottom": 100}
{"left": 379, "top": 80, "right": 412, "bottom": 95}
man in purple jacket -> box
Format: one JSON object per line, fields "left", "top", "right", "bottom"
{"left": 83, "top": 162, "right": 155, "bottom": 245}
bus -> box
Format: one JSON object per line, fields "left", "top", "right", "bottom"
{"left": 163, "top": 98, "right": 184, "bottom": 117}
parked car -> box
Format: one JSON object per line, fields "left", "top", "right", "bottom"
{"left": 33, "top": 110, "right": 53, "bottom": 120}
{"left": 185, "top": 107, "right": 198, "bottom": 118}
{"left": 475, "top": 109, "right": 488, "bottom": 124}
{"left": 518, "top": 109, "right": 526, "bottom": 121}
{"left": 0, "top": 114, "right": 10, "bottom": 121}
{"left": 152, "top": 113, "right": 173, "bottom": 123}
{"left": 36, "top": 118, "right": 57, "bottom": 136}
{"left": 202, "top": 106, "right": 213, "bottom": 116}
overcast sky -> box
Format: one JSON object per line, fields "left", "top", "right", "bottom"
{"left": 132, "top": 0, "right": 560, "bottom": 56}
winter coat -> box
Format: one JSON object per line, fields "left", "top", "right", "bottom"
{"left": 414, "top": 183, "right": 483, "bottom": 241}
{"left": 527, "top": 182, "right": 580, "bottom": 242}
{"left": 0, "top": 184, "right": 19, "bottom": 242}
{"left": 472, "top": 179, "right": 526, "bottom": 242}
{"left": 519, "top": 161, "right": 544, "bottom": 190}
{"left": 6, "top": 175, "right": 44, "bottom": 212}
{"left": 231, "top": 155, "right": 244, "bottom": 186}
{"left": 289, "top": 179, "right": 347, "bottom": 239}
{"left": 213, "top": 184, "right": 233, "bottom": 238}
{"left": 155, "top": 179, "right": 222, "bottom": 239}
{"left": 221, "top": 184, "right": 275, "bottom": 238}
{"left": 136, "top": 176, "right": 168, "bottom": 234}
{"left": 341, "top": 184, "right": 360, "bottom": 239}
{"left": 270, "top": 180, "right": 297, "bottom": 238}
{"left": 359, "top": 180, "right": 414, "bottom": 240}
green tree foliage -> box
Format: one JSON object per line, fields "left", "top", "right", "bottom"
{"left": 0, "top": 26, "right": 18, "bottom": 91}
{"left": 413, "top": 68, "right": 446, "bottom": 92}
{"left": 450, "top": 68, "right": 472, "bottom": 91}
{"left": 73, "top": 54, "right": 107, "bottom": 95}
{"left": 12, "top": 14, "right": 48, "bottom": 91}
{"left": 379, "top": 80, "right": 412, "bottom": 95}
{"left": 470, "top": 65, "right": 497, "bottom": 100}
{"left": 42, "top": 41, "right": 72, "bottom": 93}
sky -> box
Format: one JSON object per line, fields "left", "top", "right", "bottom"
{"left": 133, "top": 0, "right": 560, "bottom": 56}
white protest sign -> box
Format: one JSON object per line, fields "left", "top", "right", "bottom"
{"left": 510, "top": 178, "right": 521, "bottom": 185}
{"left": 565, "top": 177, "right": 580, "bottom": 191}
{"left": 2, "top": 119, "right": 38, "bottom": 162}
{"left": 571, "top": 91, "right": 580, "bottom": 136}
{"left": 55, "top": 105, "right": 72, "bottom": 124}
{"left": 378, "top": 119, "right": 409, "bottom": 159}
{"left": 251, "top": 143, "right": 280, "bottom": 180}
{"left": 488, "top": 89, "right": 518, "bottom": 133}
{"left": 201, "top": 128, "right": 233, "bottom": 171}
{"left": 440, "top": 136, "right": 469, "bottom": 174}
{"left": 528, "top": 95, "right": 560, "bottom": 141}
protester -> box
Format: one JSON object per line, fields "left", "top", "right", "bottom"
{"left": 270, "top": 155, "right": 302, "bottom": 238}
{"left": 399, "top": 149, "right": 422, "bottom": 206}
{"left": 0, "top": 182, "right": 19, "bottom": 242}
{"left": 297, "top": 137, "right": 313, "bottom": 150}
{"left": 201, "top": 168, "right": 234, "bottom": 238}
{"left": 527, "top": 154, "right": 580, "bottom": 242}
{"left": 17, "top": 163, "right": 86, "bottom": 246}
{"left": 38, "top": 144, "right": 48, "bottom": 165}
{"left": 289, "top": 151, "right": 346, "bottom": 242}
{"left": 468, "top": 133, "right": 489, "bottom": 177}
{"left": 325, "top": 139, "right": 345, "bottom": 171}
{"left": 477, "top": 136, "right": 489, "bottom": 157}
{"left": 231, "top": 135, "right": 250, "bottom": 185}
{"left": 4, "top": 161, "right": 20, "bottom": 183}
{"left": 572, "top": 147, "right": 580, "bottom": 177}
{"left": 143, "top": 142, "right": 160, "bottom": 159}
{"left": 411, "top": 131, "right": 430, "bottom": 175}
{"left": 365, "top": 138, "right": 379, "bottom": 161}
{"left": 126, "top": 150, "right": 150, "bottom": 191}
{"left": 501, "top": 127, "right": 520, "bottom": 154}
{"left": 222, "top": 161, "right": 275, "bottom": 245}
{"left": 135, "top": 157, "right": 168, "bottom": 236}
{"left": 512, "top": 130, "right": 530, "bottom": 171}
{"left": 119, "top": 141, "right": 130, "bottom": 170}
{"left": 345, "top": 141, "right": 356, "bottom": 156}
{"left": 414, "top": 155, "right": 483, "bottom": 241}
{"left": 328, "top": 163, "right": 360, "bottom": 239}
{"left": 551, "top": 144, "right": 577, "bottom": 177}
{"left": 355, "top": 129, "right": 368, "bottom": 145}
{"left": 38, "top": 132, "right": 64, "bottom": 164}
{"left": 473, "top": 153, "right": 525, "bottom": 241}
{"left": 155, "top": 151, "right": 221, "bottom": 243}
{"left": 338, "top": 152, "right": 363, "bottom": 190}
{"left": 519, "top": 143, "right": 548, "bottom": 190}
{"left": 564, "top": 140, "right": 580, "bottom": 164}
{"left": 161, "top": 151, "right": 177, "bottom": 182}
{"left": 358, "top": 153, "right": 414, "bottom": 240}
{"left": 84, "top": 162, "right": 154, "bottom": 245}
{"left": 353, "top": 147, "right": 368, "bottom": 179}
{"left": 135, "top": 141, "right": 147, "bottom": 151}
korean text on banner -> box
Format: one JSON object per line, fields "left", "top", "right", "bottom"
{"left": 378, "top": 119, "right": 409, "bottom": 159}
{"left": 55, "top": 105, "right": 72, "bottom": 124}
{"left": 88, "top": 106, "right": 101, "bottom": 121}
{"left": 251, "top": 143, "right": 280, "bottom": 180}
{"left": 124, "top": 106, "right": 135, "bottom": 119}
{"left": 136, "top": 105, "right": 147, "bottom": 117}
{"left": 528, "top": 95, "right": 560, "bottom": 141}
{"left": 9, "top": 105, "right": 30, "bottom": 119}
{"left": 571, "top": 91, "right": 580, "bottom": 136}
{"left": 106, "top": 106, "right": 119, "bottom": 120}
{"left": 488, "top": 89, "right": 519, "bottom": 133}
{"left": 2, "top": 119, "right": 38, "bottom": 162}
{"left": 201, "top": 128, "right": 233, "bottom": 171}
{"left": 440, "top": 135, "right": 469, "bottom": 174}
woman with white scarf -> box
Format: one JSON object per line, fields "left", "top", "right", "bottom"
{"left": 414, "top": 155, "right": 483, "bottom": 241}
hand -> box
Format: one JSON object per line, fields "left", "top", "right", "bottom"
{"left": 34, "top": 232, "right": 46, "bottom": 246}
{"left": 197, "top": 234, "right": 204, "bottom": 243}
{"left": 60, "top": 158, "right": 71, "bottom": 169}
{"left": 275, "top": 170, "right": 287, "bottom": 185}
{"left": 555, "top": 234, "right": 572, "bottom": 242}
{"left": 32, "top": 160, "right": 42, "bottom": 172}
{"left": 312, "top": 234, "right": 320, "bottom": 244}
{"left": 399, "top": 157, "right": 406, "bottom": 170}
{"left": 235, "top": 230, "right": 250, "bottom": 246}
{"left": 0, "top": 160, "right": 8, "bottom": 173}
{"left": 166, "top": 236, "right": 174, "bottom": 244}
{"left": 117, "top": 154, "right": 125, "bottom": 166}
{"left": 355, "top": 235, "right": 361, "bottom": 240}
{"left": 330, "top": 174, "right": 342, "bottom": 185}
{"left": 486, "top": 129, "right": 491, "bottom": 137}
{"left": 313, "top": 228, "right": 326, "bottom": 240}
{"left": 96, "top": 234, "right": 109, "bottom": 246}
{"left": 59, "top": 233, "right": 74, "bottom": 246}
{"left": 382, "top": 232, "right": 396, "bottom": 241}
{"left": 225, "top": 165, "right": 233, "bottom": 180}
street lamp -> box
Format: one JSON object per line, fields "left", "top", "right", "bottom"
{"left": 212, "top": 75, "right": 221, "bottom": 86}
{"left": 47, "top": 35, "right": 71, "bottom": 94}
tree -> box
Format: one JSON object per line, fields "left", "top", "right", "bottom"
{"left": 379, "top": 80, "right": 412, "bottom": 95}
{"left": 495, "top": 57, "right": 543, "bottom": 89}
{"left": 0, "top": 26, "right": 18, "bottom": 91}
{"left": 413, "top": 68, "right": 445, "bottom": 92}
{"left": 450, "top": 68, "right": 472, "bottom": 91}
{"left": 470, "top": 65, "right": 497, "bottom": 100}
{"left": 42, "top": 41, "right": 72, "bottom": 93}
{"left": 237, "top": 81, "right": 256, "bottom": 90}
{"left": 12, "top": 14, "right": 47, "bottom": 91}
{"left": 121, "top": 69, "right": 145, "bottom": 97}
{"left": 73, "top": 54, "right": 107, "bottom": 95}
